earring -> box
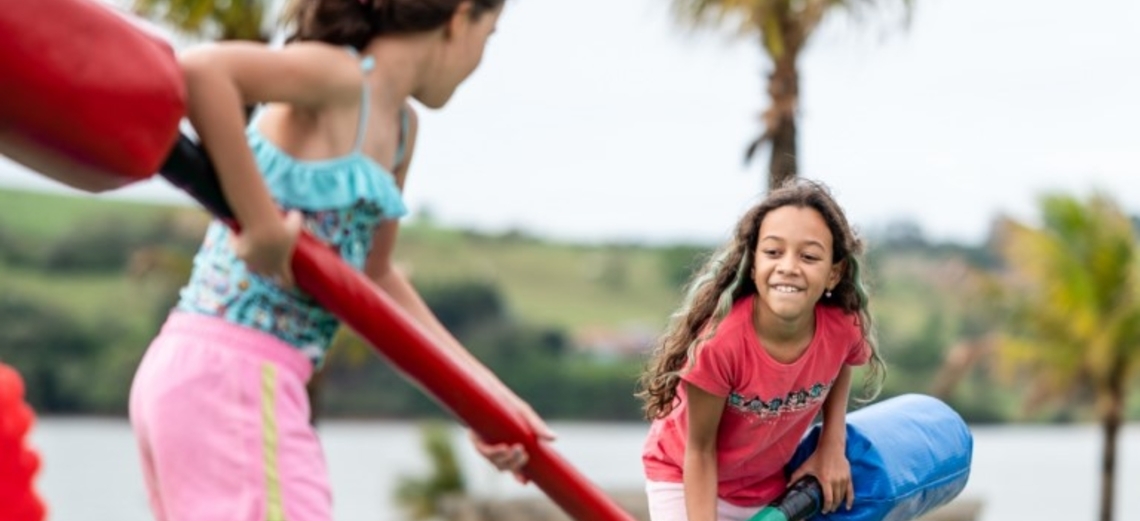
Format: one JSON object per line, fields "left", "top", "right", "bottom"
{"left": 825, "top": 289, "right": 832, "bottom": 298}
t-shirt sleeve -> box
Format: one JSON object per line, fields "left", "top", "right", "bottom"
{"left": 844, "top": 313, "right": 871, "bottom": 366}
{"left": 679, "top": 330, "right": 738, "bottom": 397}
{"left": 847, "top": 337, "right": 871, "bottom": 366}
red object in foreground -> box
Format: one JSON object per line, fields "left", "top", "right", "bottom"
{"left": 0, "top": 0, "right": 184, "bottom": 190}
{"left": 0, "top": 364, "right": 47, "bottom": 521}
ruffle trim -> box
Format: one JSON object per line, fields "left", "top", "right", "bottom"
{"left": 249, "top": 130, "right": 407, "bottom": 219}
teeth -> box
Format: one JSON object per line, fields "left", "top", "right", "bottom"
{"left": 772, "top": 285, "right": 800, "bottom": 293}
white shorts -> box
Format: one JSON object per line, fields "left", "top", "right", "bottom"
{"left": 645, "top": 481, "right": 763, "bottom": 521}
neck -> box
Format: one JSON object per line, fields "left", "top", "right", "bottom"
{"left": 753, "top": 298, "right": 815, "bottom": 350}
{"left": 361, "top": 34, "right": 436, "bottom": 111}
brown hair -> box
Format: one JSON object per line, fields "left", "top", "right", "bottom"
{"left": 635, "top": 179, "right": 886, "bottom": 419}
{"left": 285, "top": 0, "right": 505, "bottom": 50}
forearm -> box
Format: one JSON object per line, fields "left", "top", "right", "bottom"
{"left": 181, "top": 53, "right": 281, "bottom": 233}
{"left": 819, "top": 366, "right": 853, "bottom": 448}
{"left": 683, "top": 450, "right": 719, "bottom": 521}
{"left": 372, "top": 267, "right": 520, "bottom": 404}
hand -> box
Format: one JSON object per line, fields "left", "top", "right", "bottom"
{"left": 469, "top": 430, "right": 530, "bottom": 484}
{"left": 231, "top": 210, "right": 303, "bottom": 288}
{"left": 469, "top": 398, "right": 557, "bottom": 485}
{"left": 788, "top": 447, "right": 854, "bottom": 514}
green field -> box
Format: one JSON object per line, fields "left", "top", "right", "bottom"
{"left": 0, "top": 188, "right": 688, "bottom": 333}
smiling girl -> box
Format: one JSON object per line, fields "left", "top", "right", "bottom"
{"left": 636, "top": 179, "right": 886, "bottom": 521}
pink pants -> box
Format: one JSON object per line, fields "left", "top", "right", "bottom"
{"left": 645, "top": 481, "right": 762, "bottom": 521}
{"left": 129, "top": 312, "right": 331, "bottom": 521}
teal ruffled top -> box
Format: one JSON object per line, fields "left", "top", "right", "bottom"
{"left": 175, "top": 49, "right": 408, "bottom": 367}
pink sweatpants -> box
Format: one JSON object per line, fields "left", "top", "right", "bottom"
{"left": 645, "top": 481, "right": 762, "bottom": 521}
{"left": 129, "top": 312, "right": 331, "bottom": 521}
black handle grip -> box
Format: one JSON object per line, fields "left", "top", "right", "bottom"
{"left": 771, "top": 476, "right": 823, "bottom": 521}
{"left": 158, "top": 134, "right": 236, "bottom": 221}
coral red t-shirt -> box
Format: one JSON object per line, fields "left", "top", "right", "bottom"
{"left": 642, "top": 295, "right": 870, "bottom": 507}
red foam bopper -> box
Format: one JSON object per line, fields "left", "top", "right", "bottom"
{"left": 0, "top": 364, "right": 48, "bottom": 521}
{"left": 0, "top": 0, "right": 184, "bottom": 189}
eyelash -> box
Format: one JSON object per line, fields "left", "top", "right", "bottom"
{"left": 762, "top": 250, "right": 820, "bottom": 262}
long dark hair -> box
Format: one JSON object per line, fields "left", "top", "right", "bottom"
{"left": 285, "top": 0, "right": 505, "bottom": 50}
{"left": 636, "top": 179, "right": 886, "bottom": 419}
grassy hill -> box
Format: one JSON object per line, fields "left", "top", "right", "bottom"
{"left": 0, "top": 187, "right": 688, "bottom": 334}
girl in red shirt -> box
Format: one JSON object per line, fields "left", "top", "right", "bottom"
{"left": 637, "top": 179, "right": 886, "bottom": 521}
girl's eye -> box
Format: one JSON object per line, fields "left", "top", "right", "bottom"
{"left": 762, "top": 249, "right": 780, "bottom": 257}
{"left": 802, "top": 255, "right": 820, "bottom": 262}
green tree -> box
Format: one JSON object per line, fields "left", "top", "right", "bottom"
{"left": 132, "top": 0, "right": 271, "bottom": 41}
{"left": 995, "top": 192, "right": 1140, "bottom": 521}
{"left": 667, "top": 0, "right": 913, "bottom": 190}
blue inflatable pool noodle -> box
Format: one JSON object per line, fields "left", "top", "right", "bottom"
{"left": 785, "top": 393, "right": 974, "bottom": 521}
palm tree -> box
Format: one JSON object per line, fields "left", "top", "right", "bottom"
{"left": 667, "top": 0, "right": 913, "bottom": 190}
{"left": 994, "top": 192, "right": 1140, "bottom": 521}
{"left": 132, "top": 0, "right": 271, "bottom": 42}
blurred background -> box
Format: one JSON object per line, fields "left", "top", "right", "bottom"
{"left": 1, "top": 0, "right": 1138, "bottom": 520}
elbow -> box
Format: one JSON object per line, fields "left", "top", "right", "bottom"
{"left": 367, "top": 260, "right": 407, "bottom": 288}
{"left": 178, "top": 46, "right": 225, "bottom": 92}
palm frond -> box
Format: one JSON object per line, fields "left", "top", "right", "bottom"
{"left": 995, "top": 191, "right": 1140, "bottom": 412}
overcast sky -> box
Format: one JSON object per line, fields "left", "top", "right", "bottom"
{"left": 2, "top": 0, "right": 1137, "bottom": 246}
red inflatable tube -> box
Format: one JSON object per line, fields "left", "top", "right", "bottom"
{"left": 0, "top": 363, "right": 47, "bottom": 521}
{"left": 0, "top": 0, "right": 183, "bottom": 191}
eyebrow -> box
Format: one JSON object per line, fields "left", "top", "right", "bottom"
{"left": 760, "top": 236, "right": 827, "bottom": 249}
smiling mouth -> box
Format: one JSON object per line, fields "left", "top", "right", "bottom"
{"left": 769, "top": 284, "right": 804, "bottom": 294}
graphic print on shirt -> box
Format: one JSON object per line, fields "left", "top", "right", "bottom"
{"left": 726, "top": 380, "right": 834, "bottom": 421}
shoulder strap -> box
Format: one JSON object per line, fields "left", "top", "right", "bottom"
{"left": 393, "top": 108, "right": 410, "bottom": 167}
{"left": 346, "top": 47, "right": 375, "bottom": 153}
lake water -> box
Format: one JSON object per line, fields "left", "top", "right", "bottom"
{"left": 25, "top": 418, "right": 1140, "bottom": 521}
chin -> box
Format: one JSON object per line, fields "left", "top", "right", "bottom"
{"left": 414, "top": 91, "right": 454, "bottom": 109}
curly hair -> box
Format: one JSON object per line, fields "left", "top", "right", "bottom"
{"left": 635, "top": 179, "right": 886, "bottom": 420}
{"left": 284, "top": 0, "right": 505, "bottom": 50}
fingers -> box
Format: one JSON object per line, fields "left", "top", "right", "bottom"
{"left": 488, "top": 444, "right": 528, "bottom": 472}
{"left": 821, "top": 479, "right": 852, "bottom": 514}
{"left": 846, "top": 480, "right": 855, "bottom": 511}
{"left": 788, "top": 468, "right": 805, "bottom": 485}
{"left": 469, "top": 431, "right": 529, "bottom": 474}
{"left": 821, "top": 481, "right": 835, "bottom": 514}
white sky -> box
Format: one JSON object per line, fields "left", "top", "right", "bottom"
{"left": 2, "top": 0, "right": 1138, "bottom": 246}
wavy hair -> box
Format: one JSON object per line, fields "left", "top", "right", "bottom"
{"left": 635, "top": 179, "right": 885, "bottom": 419}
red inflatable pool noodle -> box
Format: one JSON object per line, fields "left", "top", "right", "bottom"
{"left": 0, "top": 0, "right": 185, "bottom": 192}
{"left": 0, "top": 363, "right": 47, "bottom": 521}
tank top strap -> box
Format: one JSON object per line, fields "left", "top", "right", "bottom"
{"left": 345, "top": 46, "right": 374, "bottom": 153}
{"left": 394, "top": 107, "right": 410, "bottom": 168}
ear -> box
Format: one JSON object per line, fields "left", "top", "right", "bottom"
{"left": 827, "top": 259, "right": 846, "bottom": 292}
{"left": 445, "top": 1, "right": 475, "bottom": 40}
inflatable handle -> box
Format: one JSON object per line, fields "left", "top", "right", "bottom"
{"left": 749, "top": 476, "right": 823, "bottom": 521}
{"left": 159, "top": 136, "right": 637, "bottom": 521}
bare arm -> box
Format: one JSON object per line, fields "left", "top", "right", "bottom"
{"left": 684, "top": 382, "right": 725, "bottom": 521}
{"left": 363, "top": 106, "right": 554, "bottom": 456}
{"left": 790, "top": 365, "right": 855, "bottom": 513}
{"left": 178, "top": 42, "right": 362, "bottom": 284}
{"left": 819, "top": 365, "right": 852, "bottom": 454}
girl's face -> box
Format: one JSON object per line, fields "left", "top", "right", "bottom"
{"left": 751, "top": 205, "right": 843, "bottom": 324}
{"left": 416, "top": 3, "right": 501, "bottom": 108}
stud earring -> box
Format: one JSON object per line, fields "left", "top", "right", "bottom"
{"left": 825, "top": 289, "right": 832, "bottom": 298}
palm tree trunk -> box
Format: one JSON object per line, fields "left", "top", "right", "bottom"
{"left": 1098, "top": 383, "right": 1124, "bottom": 521}
{"left": 765, "top": 57, "right": 799, "bottom": 192}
